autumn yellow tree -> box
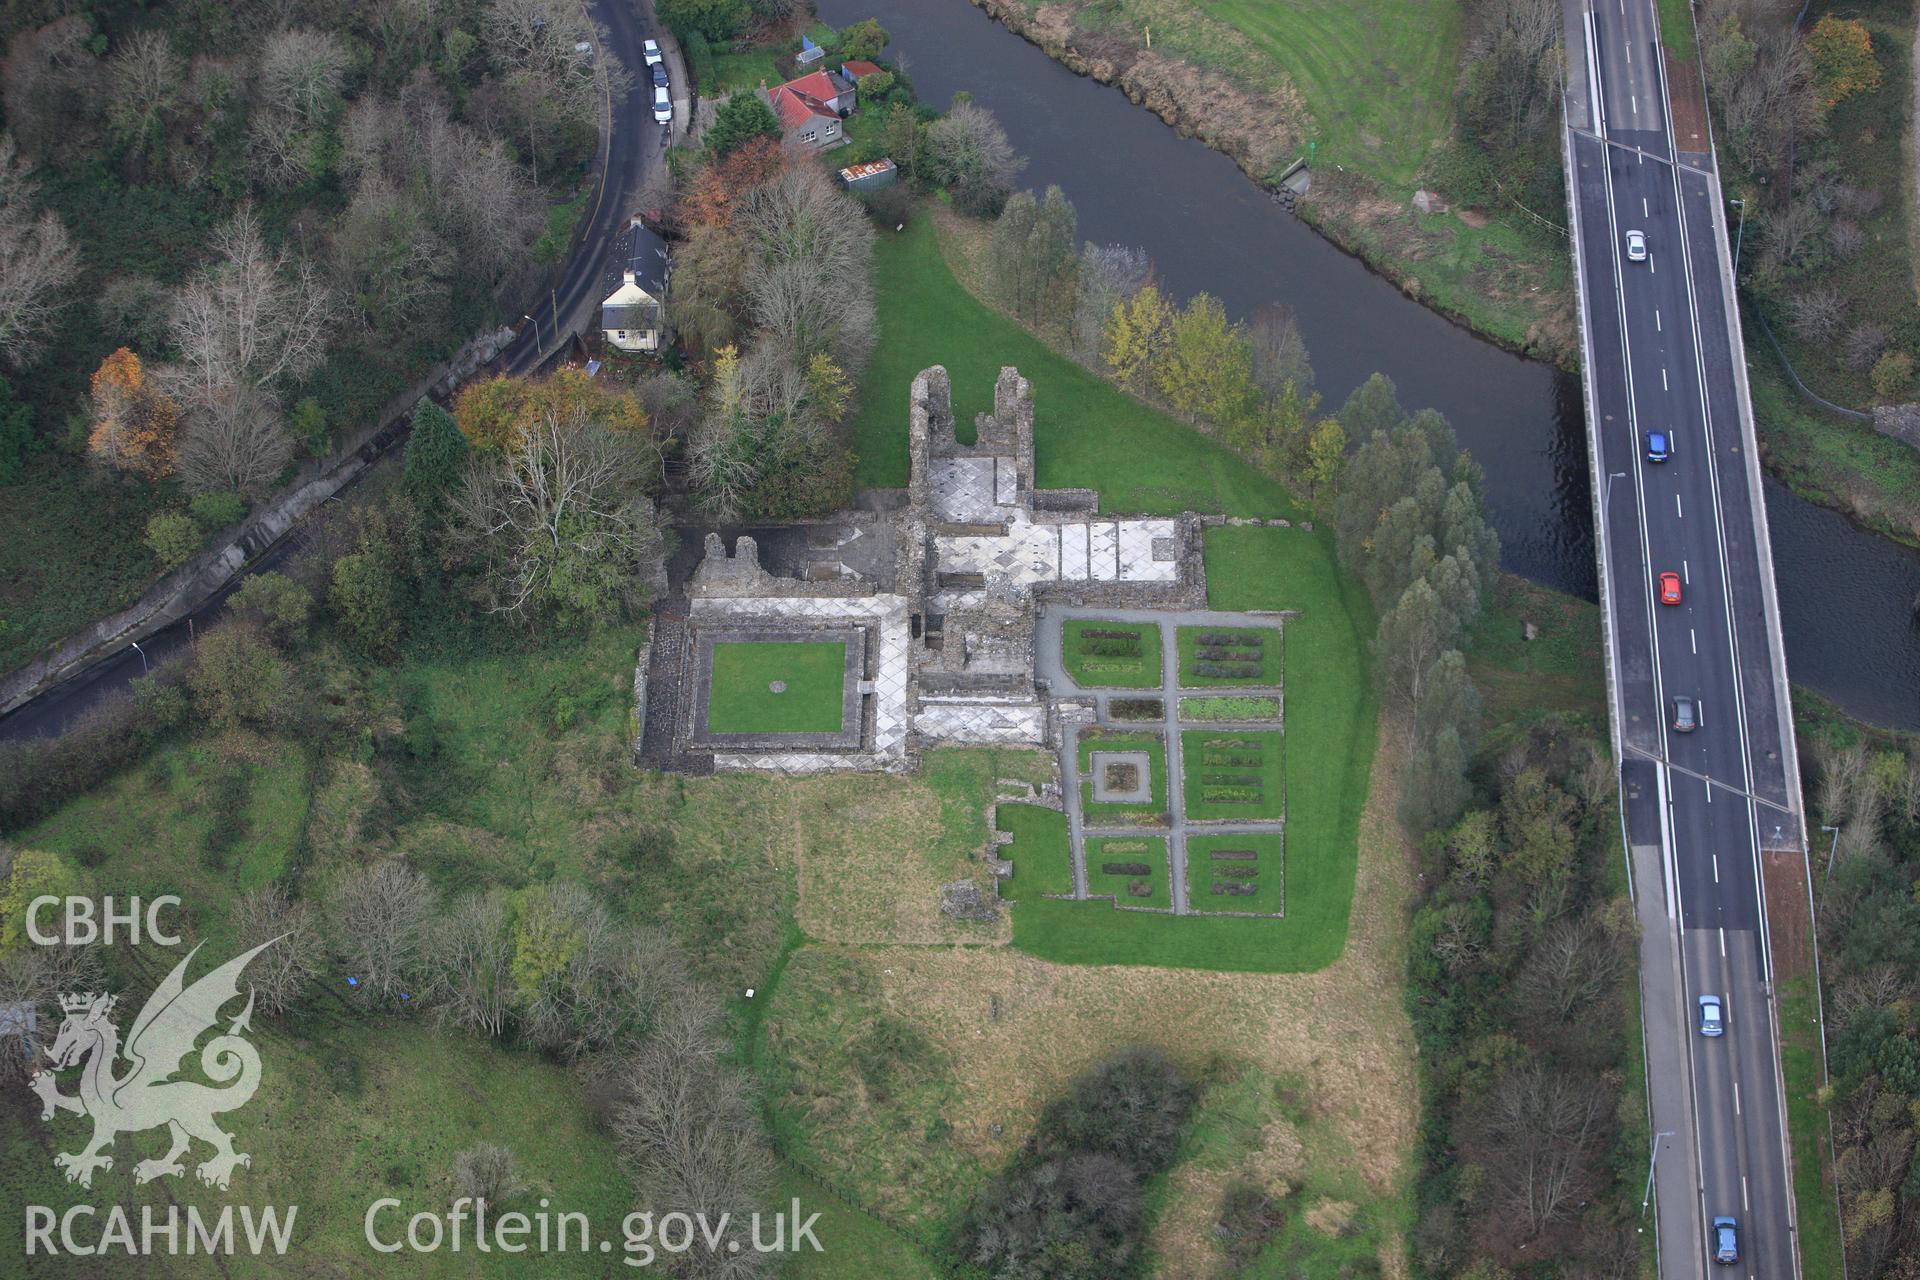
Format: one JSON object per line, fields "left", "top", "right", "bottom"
{"left": 1805, "top": 16, "right": 1879, "bottom": 110}
{"left": 452, "top": 369, "right": 648, "bottom": 451}
{"left": 1155, "top": 293, "right": 1255, "bottom": 427}
{"left": 87, "top": 346, "right": 179, "bottom": 478}
{"left": 1102, "top": 283, "right": 1169, "bottom": 392}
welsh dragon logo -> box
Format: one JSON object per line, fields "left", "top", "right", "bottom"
{"left": 28, "top": 939, "right": 277, "bottom": 1191}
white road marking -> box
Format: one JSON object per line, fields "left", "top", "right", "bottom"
{"left": 1676, "top": 493, "right": 1683, "bottom": 518}
{"left": 1643, "top": 197, "right": 1649, "bottom": 216}
{"left": 1656, "top": 309, "right": 1662, "bottom": 332}
{"left": 1691, "top": 628, "right": 1697, "bottom": 654}
{"left": 1742, "top": 1175, "right": 1749, "bottom": 1212}
{"left": 1713, "top": 853, "right": 1720, "bottom": 881}
{"left": 1662, "top": 368, "right": 1669, "bottom": 389}
{"left": 1626, "top": 43, "right": 1632, "bottom": 63}
{"left": 1684, "top": 560, "right": 1690, "bottom": 583}
{"left": 1720, "top": 927, "right": 1727, "bottom": 957}
{"left": 1632, "top": 94, "right": 1639, "bottom": 115}
{"left": 1734, "top": 1081, "right": 1741, "bottom": 1115}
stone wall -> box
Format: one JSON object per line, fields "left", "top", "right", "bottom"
{"left": 1874, "top": 403, "right": 1920, "bottom": 452}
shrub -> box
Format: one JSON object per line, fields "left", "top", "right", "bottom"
{"left": 144, "top": 512, "right": 201, "bottom": 569}
{"left": 707, "top": 93, "right": 782, "bottom": 160}
{"left": 1100, "top": 862, "right": 1152, "bottom": 877}
{"left": 187, "top": 622, "right": 293, "bottom": 732}
{"left": 188, "top": 490, "right": 247, "bottom": 531}
{"left": 855, "top": 183, "right": 914, "bottom": 229}
{"left": 228, "top": 572, "right": 313, "bottom": 648}
{"left": 1870, "top": 351, "right": 1913, "bottom": 402}
{"left": 0, "top": 376, "right": 32, "bottom": 484}
{"left": 1030, "top": 1045, "right": 1193, "bottom": 1174}
{"left": 1209, "top": 849, "right": 1258, "bottom": 861}
{"left": 288, "top": 396, "right": 330, "bottom": 458}
{"left": 1806, "top": 15, "right": 1881, "bottom": 110}
{"left": 1844, "top": 322, "right": 1889, "bottom": 372}
{"left": 1108, "top": 698, "right": 1164, "bottom": 721}
{"left": 329, "top": 552, "right": 404, "bottom": 655}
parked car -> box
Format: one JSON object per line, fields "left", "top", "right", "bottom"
{"left": 651, "top": 63, "right": 668, "bottom": 89}
{"left": 652, "top": 84, "right": 672, "bottom": 126}
{"left": 1698, "top": 994, "right": 1724, "bottom": 1037}
{"left": 1625, "top": 229, "right": 1648, "bottom": 262}
{"left": 1712, "top": 1216, "right": 1739, "bottom": 1265}
{"left": 1673, "top": 694, "right": 1698, "bottom": 733}
{"left": 1659, "top": 571, "right": 1682, "bottom": 605}
{"left": 1646, "top": 429, "right": 1671, "bottom": 463}
{"left": 644, "top": 38, "right": 663, "bottom": 67}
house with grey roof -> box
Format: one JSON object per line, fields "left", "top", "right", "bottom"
{"left": 599, "top": 218, "right": 671, "bottom": 353}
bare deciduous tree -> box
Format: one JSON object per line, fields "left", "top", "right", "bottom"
{"left": 168, "top": 205, "right": 337, "bottom": 410}
{"left": 176, "top": 390, "right": 296, "bottom": 496}
{"left": 1786, "top": 285, "right": 1845, "bottom": 343}
{"left": 105, "top": 31, "right": 183, "bottom": 152}
{"left": 427, "top": 895, "right": 515, "bottom": 1039}
{"left": 451, "top": 1143, "right": 521, "bottom": 1205}
{"left": 925, "top": 100, "right": 1025, "bottom": 194}
{"left": 1474, "top": 1065, "right": 1612, "bottom": 1240}
{"left": 1248, "top": 303, "right": 1314, "bottom": 395}
{"left": 328, "top": 861, "right": 436, "bottom": 1006}
{"left": 232, "top": 883, "right": 321, "bottom": 1017}
{"left": 258, "top": 29, "right": 349, "bottom": 123}
{"left": 451, "top": 411, "right": 669, "bottom": 626}
{"left": 1843, "top": 321, "right": 1888, "bottom": 373}
{"left": 0, "top": 134, "right": 80, "bottom": 369}
{"left": 737, "top": 167, "right": 876, "bottom": 369}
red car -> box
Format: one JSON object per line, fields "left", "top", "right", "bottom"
{"left": 1658, "top": 571, "right": 1682, "bottom": 605}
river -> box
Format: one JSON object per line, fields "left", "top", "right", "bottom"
{"left": 818, "top": 0, "right": 1920, "bottom": 730}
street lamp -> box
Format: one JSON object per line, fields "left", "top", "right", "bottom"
{"left": 1641, "top": 1130, "right": 1678, "bottom": 1218}
{"left": 1729, "top": 198, "right": 1747, "bottom": 281}
{"left": 130, "top": 639, "right": 148, "bottom": 676}
{"left": 1604, "top": 470, "right": 1628, "bottom": 515}
{"left": 523, "top": 313, "right": 540, "bottom": 353}
{"left": 1822, "top": 823, "right": 1842, "bottom": 880}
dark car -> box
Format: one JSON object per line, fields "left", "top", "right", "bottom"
{"left": 1712, "top": 1216, "right": 1739, "bottom": 1265}
{"left": 1646, "top": 429, "right": 1671, "bottom": 463}
{"left": 1673, "top": 694, "right": 1698, "bottom": 733}
{"left": 651, "top": 63, "right": 668, "bottom": 88}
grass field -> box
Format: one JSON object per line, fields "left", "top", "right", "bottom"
{"left": 1466, "top": 571, "right": 1609, "bottom": 728}
{"left": 1779, "top": 977, "right": 1845, "bottom": 1279}
{"left": 1014, "top": 526, "right": 1375, "bottom": 972}
{"left": 1181, "top": 729, "right": 1285, "bottom": 820}
{"left": 1184, "top": 0, "right": 1460, "bottom": 188}
{"left": 853, "top": 219, "right": 1303, "bottom": 519}
{"left": 1187, "top": 832, "right": 1284, "bottom": 915}
{"left": 1061, "top": 616, "right": 1164, "bottom": 689}
{"left": 1086, "top": 834, "right": 1171, "bottom": 908}
{"left": 707, "top": 640, "right": 847, "bottom": 733}
{"left": 1177, "top": 623, "right": 1282, "bottom": 687}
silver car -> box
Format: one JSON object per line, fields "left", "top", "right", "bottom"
{"left": 652, "top": 84, "right": 673, "bottom": 126}
{"left": 1625, "top": 229, "right": 1648, "bottom": 261}
{"left": 1672, "top": 694, "right": 1698, "bottom": 733}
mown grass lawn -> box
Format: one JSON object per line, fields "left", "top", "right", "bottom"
{"left": 1014, "top": 526, "right": 1375, "bottom": 972}
{"left": 1188, "top": 0, "right": 1461, "bottom": 188}
{"left": 1181, "top": 728, "right": 1285, "bottom": 821}
{"left": 1779, "top": 976, "right": 1845, "bottom": 1280}
{"left": 708, "top": 640, "right": 847, "bottom": 733}
{"left": 1061, "top": 616, "right": 1163, "bottom": 689}
{"left": 997, "top": 802, "right": 1075, "bottom": 899}
{"left": 1176, "top": 622, "right": 1282, "bottom": 687}
{"left": 852, "top": 218, "right": 1302, "bottom": 520}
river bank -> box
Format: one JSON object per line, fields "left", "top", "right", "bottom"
{"left": 963, "top": 0, "right": 1579, "bottom": 368}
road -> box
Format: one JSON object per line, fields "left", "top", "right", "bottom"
{"left": 0, "top": 0, "right": 670, "bottom": 745}
{"left": 1561, "top": 1, "right": 1809, "bottom": 1276}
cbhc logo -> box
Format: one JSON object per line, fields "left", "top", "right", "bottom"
{"left": 26, "top": 896, "right": 183, "bottom": 946}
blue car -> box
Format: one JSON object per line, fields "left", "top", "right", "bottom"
{"left": 1712, "top": 1216, "right": 1739, "bottom": 1265}
{"left": 1646, "top": 429, "right": 1671, "bottom": 463}
{"left": 1698, "top": 994, "right": 1724, "bottom": 1037}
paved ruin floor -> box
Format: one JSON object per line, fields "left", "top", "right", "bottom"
{"left": 1038, "top": 607, "right": 1290, "bottom": 917}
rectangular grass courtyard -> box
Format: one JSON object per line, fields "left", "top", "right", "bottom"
{"left": 707, "top": 641, "right": 848, "bottom": 734}
{"left": 1076, "top": 729, "right": 1169, "bottom": 825}
{"left": 1061, "top": 618, "right": 1164, "bottom": 690}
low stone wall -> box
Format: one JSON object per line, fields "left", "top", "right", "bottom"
{"left": 628, "top": 632, "right": 655, "bottom": 765}
{"left": 1873, "top": 402, "right": 1920, "bottom": 452}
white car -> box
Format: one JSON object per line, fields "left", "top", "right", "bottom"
{"left": 1625, "top": 229, "right": 1648, "bottom": 262}
{"left": 644, "top": 39, "right": 663, "bottom": 67}
{"left": 652, "top": 84, "right": 673, "bottom": 126}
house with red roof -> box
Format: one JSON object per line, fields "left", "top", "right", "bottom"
{"left": 757, "top": 68, "right": 857, "bottom": 152}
